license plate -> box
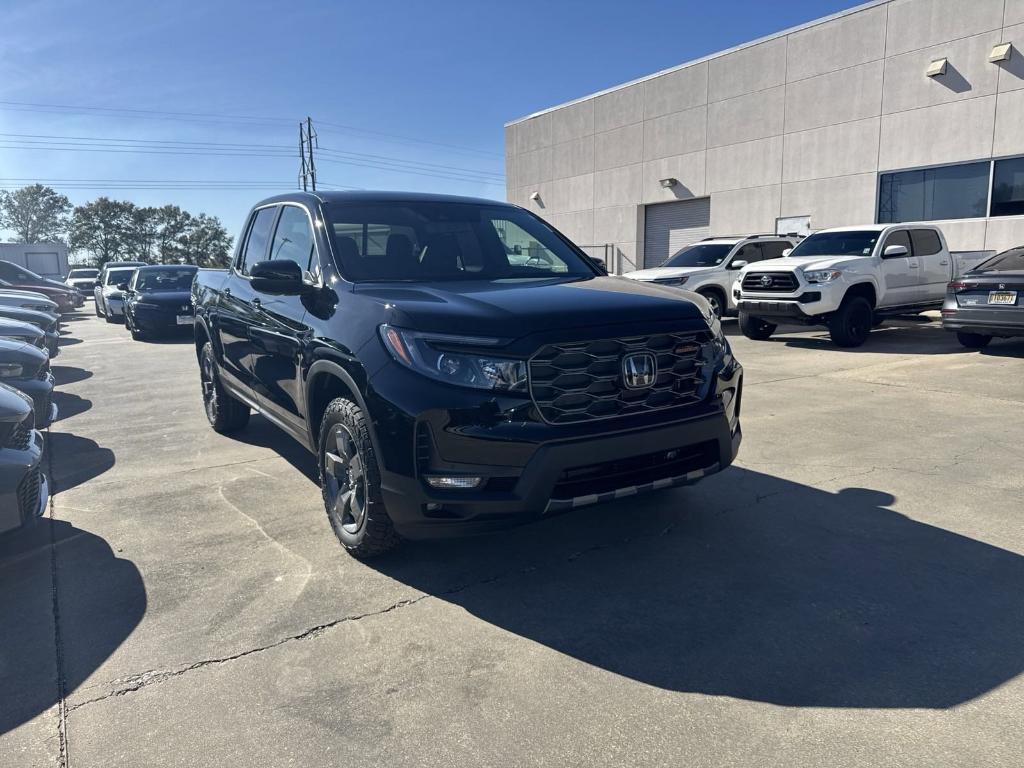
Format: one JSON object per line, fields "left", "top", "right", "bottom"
{"left": 988, "top": 291, "right": 1017, "bottom": 305}
{"left": 176, "top": 315, "right": 193, "bottom": 325}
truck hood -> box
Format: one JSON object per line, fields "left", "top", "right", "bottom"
{"left": 353, "top": 276, "right": 709, "bottom": 338}
{"left": 0, "top": 336, "right": 47, "bottom": 365}
{"left": 623, "top": 266, "right": 716, "bottom": 280}
{"left": 748, "top": 255, "right": 866, "bottom": 272}
{"left": 0, "top": 289, "right": 53, "bottom": 303}
{"left": 0, "top": 317, "right": 45, "bottom": 340}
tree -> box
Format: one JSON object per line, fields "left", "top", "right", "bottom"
{"left": 0, "top": 184, "right": 72, "bottom": 243}
{"left": 183, "top": 213, "right": 233, "bottom": 267}
{"left": 153, "top": 205, "right": 192, "bottom": 264}
{"left": 70, "top": 198, "right": 136, "bottom": 266}
{"left": 126, "top": 206, "right": 160, "bottom": 262}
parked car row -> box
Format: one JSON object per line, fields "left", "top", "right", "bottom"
{"left": 626, "top": 224, "right": 1024, "bottom": 350}
{"left": 93, "top": 263, "right": 199, "bottom": 339}
{"left": 0, "top": 281, "right": 60, "bottom": 537}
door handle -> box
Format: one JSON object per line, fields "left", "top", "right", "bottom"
{"left": 940, "top": 260, "right": 949, "bottom": 265}
{"left": 908, "top": 263, "right": 919, "bottom": 268}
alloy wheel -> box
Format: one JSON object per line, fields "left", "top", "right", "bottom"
{"left": 323, "top": 424, "right": 367, "bottom": 534}
{"left": 200, "top": 353, "right": 218, "bottom": 422}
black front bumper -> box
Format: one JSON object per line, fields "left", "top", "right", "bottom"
{"left": 132, "top": 306, "right": 194, "bottom": 332}
{"left": 372, "top": 358, "right": 743, "bottom": 539}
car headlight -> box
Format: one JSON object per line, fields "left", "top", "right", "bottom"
{"left": 654, "top": 276, "right": 689, "bottom": 286}
{"left": 380, "top": 325, "right": 527, "bottom": 392}
{"left": 0, "top": 363, "right": 24, "bottom": 378}
{"left": 804, "top": 269, "right": 843, "bottom": 283}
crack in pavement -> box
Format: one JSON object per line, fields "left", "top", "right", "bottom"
{"left": 45, "top": 423, "right": 70, "bottom": 768}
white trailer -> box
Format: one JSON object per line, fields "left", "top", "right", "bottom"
{"left": 0, "top": 242, "right": 70, "bottom": 280}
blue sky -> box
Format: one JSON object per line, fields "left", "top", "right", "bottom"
{"left": 1, "top": 0, "right": 857, "bottom": 240}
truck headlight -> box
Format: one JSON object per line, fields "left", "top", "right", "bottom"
{"left": 804, "top": 269, "right": 843, "bottom": 283}
{"left": 655, "top": 276, "right": 689, "bottom": 286}
{"left": 0, "top": 363, "right": 24, "bottom": 378}
{"left": 380, "top": 325, "right": 527, "bottom": 392}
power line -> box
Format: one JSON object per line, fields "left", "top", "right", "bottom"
{"left": 0, "top": 99, "right": 502, "bottom": 158}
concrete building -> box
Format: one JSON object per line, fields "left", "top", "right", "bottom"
{"left": 504, "top": 0, "right": 1024, "bottom": 270}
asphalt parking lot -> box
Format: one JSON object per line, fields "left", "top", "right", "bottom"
{"left": 2, "top": 309, "right": 1023, "bottom": 767}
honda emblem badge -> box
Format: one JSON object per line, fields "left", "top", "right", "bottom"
{"left": 622, "top": 352, "right": 657, "bottom": 389}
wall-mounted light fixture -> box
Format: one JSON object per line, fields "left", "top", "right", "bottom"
{"left": 989, "top": 43, "right": 1012, "bottom": 63}
{"left": 659, "top": 177, "right": 678, "bottom": 188}
{"left": 529, "top": 191, "right": 541, "bottom": 201}
{"left": 926, "top": 58, "right": 948, "bottom": 77}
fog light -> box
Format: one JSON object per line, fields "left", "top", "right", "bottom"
{"left": 425, "top": 475, "right": 483, "bottom": 489}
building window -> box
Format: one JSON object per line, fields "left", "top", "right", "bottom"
{"left": 878, "top": 162, "right": 989, "bottom": 223}
{"left": 991, "top": 157, "right": 1024, "bottom": 217}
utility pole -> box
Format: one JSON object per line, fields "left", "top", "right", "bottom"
{"left": 298, "top": 117, "right": 318, "bottom": 192}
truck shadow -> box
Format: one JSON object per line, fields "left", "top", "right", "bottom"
{"left": 375, "top": 468, "right": 1024, "bottom": 709}
{"left": 0, "top": 519, "right": 145, "bottom": 736}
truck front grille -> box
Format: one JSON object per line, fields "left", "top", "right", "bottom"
{"left": 528, "top": 331, "right": 711, "bottom": 424}
{"left": 742, "top": 272, "right": 799, "bottom": 292}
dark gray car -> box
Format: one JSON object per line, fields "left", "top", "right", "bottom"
{"left": 942, "top": 246, "right": 1024, "bottom": 348}
{"left": 0, "top": 305, "right": 60, "bottom": 357}
{"left": 0, "top": 382, "right": 47, "bottom": 536}
{"left": 0, "top": 316, "right": 48, "bottom": 354}
{"left": 0, "top": 338, "right": 57, "bottom": 428}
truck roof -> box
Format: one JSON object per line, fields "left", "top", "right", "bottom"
{"left": 815, "top": 223, "right": 942, "bottom": 234}
{"left": 255, "top": 190, "right": 517, "bottom": 208}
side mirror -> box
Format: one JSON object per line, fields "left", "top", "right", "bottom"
{"left": 116, "top": 282, "right": 128, "bottom": 291}
{"left": 250, "top": 259, "right": 313, "bottom": 296}
{"left": 883, "top": 244, "right": 909, "bottom": 258}
{"left": 781, "top": 248, "right": 793, "bottom": 257}
{"left": 587, "top": 256, "right": 608, "bottom": 274}
{"left": 729, "top": 259, "right": 748, "bottom": 270}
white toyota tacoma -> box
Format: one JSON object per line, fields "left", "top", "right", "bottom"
{"left": 732, "top": 224, "right": 953, "bottom": 347}
{"left": 624, "top": 235, "right": 798, "bottom": 318}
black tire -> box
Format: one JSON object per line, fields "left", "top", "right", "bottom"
{"left": 957, "top": 331, "right": 992, "bottom": 349}
{"left": 828, "top": 295, "right": 873, "bottom": 347}
{"left": 94, "top": 299, "right": 102, "bottom": 317}
{"left": 872, "top": 314, "right": 885, "bottom": 328}
{"left": 318, "top": 397, "right": 399, "bottom": 559}
{"left": 698, "top": 288, "right": 725, "bottom": 319}
{"left": 739, "top": 311, "right": 776, "bottom": 340}
{"left": 199, "top": 341, "right": 250, "bottom": 433}
{"left": 104, "top": 310, "right": 116, "bottom": 324}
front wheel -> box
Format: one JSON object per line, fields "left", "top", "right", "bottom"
{"left": 739, "top": 311, "right": 776, "bottom": 340}
{"left": 199, "top": 341, "right": 250, "bottom": 433}
{"left": 828, "top": 296, "right": 873, "bottom": 347}
{"left": 319, "top": 397, "right": 399, "bottom": 559}
{"left": 698, "top": 289, "right": 724, "bottom": 319}
{"left": 957, "top": 331, "right": 992, "bottom": 349}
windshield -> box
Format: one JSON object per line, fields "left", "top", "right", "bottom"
{"left": 105, "top": 269, "right": 136, "bottom": 285}
{"left": 662, "top": 243, "right": 734, "bottom": 268}
{"left": 134, "top": 269, "right": 196, "bottom": 291}
{"left": 789, "top": 231, "right": 880, "bottom": 258}
{"left": 323, "top": 201, "right": 595, "bottom": 282}
{"left": 68, "top": 269, "right": 98, "bottom": 278}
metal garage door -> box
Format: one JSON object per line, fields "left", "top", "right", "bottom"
{"left": 643, "top": 198, "right": 711, "bottom": 268}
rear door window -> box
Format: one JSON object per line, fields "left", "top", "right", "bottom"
{"left": 910, "top": 229, "right": 942, "bottom": 256}
{"left": 238, "top": 207, "right": 278, "bottom": 276}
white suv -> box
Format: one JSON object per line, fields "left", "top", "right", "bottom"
{"left": 732, "top": 224, "right": 953, "bottom": 347}
{"left": 623, "top": 235, "right": 799, "bottom": 318}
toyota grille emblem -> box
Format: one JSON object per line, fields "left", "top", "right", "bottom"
{"left": 622, "top": 352, "right": 657, "bottom": 389}
{"left": 760, "top": 275, "right": 774, "bottom": 287}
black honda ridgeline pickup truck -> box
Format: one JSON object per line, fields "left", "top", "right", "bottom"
{"left": 192, "top": 192, "right": 743, "bottom": 558}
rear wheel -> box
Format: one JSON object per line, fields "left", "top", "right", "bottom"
{"left": 828, "top": 296, "right": 873, "bottom": 347}
{"left": 319, "top": 397, "right": 399, "bottom": 559}
{"left": 698, "top": 288, "right": 724, "bottom": 319}
{"left": 956, "top": 331, "right": 992, "bottom": 349}
{"left": 199, "top": 341, "right": 250, "bottom": 433}
{"left": 739, "top": 311, "right": 776, "bottom": 340}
